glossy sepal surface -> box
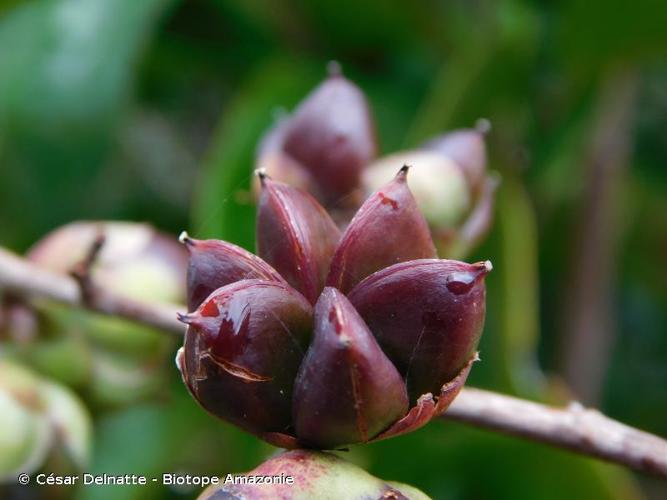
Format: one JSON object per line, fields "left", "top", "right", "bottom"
{"left": 292, "top": 288, "right": 408, "bottom": 448}
{"left": 256, "top": 175, "right": 340, "bottom": 304}
{"left": 349, "top": 259, "right": 490, "bottom": 401}
{"left": 179, "top": 280, "right": 312, "bottom": 435}
{"left": 327, "top": 167, "right": 437, "bottom": 293}
{"left": 178, "top": 152, "right": 491, "bottom": 449}
{"left": 182, "top": 235, "right": 285, "bottom": 311}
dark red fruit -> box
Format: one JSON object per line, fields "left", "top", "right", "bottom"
{"left": 256, "top": 173, "right": 340, "bottom": 304}
{"left": 327, "top": 166, "right": 437, "bottom": 293}
{"left": 349, "top": 259, "right": 490, "bottom": 401}
{"left": 292, "top": 288, "right": 408, "bottom": 448}
{"left": 179, "top": 280, "right": 312, "bottom": 435}
{"left": 180, "top": 233, "right": 285, "bottom": 311}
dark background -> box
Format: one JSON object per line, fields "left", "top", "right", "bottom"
{"left": 1, "top": 0, "right": 666, "bottom": 499}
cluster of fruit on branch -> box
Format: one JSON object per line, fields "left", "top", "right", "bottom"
{"left": 177, "top": 66, "right": 495, "bottom": 451}
{"left": 1, "top": 66, "right": 496, "bottom": 498}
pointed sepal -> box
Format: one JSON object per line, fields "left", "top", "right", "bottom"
{"left": 178, "top": 280, "right": 312, "bottom": 435}
{"left": 180, "top": 232, "right": 285, "bottom": 311}
{"left": 348, "top": 259, "right": 490, "bottom": 402}
{"left": 256, "top": 174, "right": 341, "bottom": 304}
{"left": 361, "top": 150, "right": 471, "bottom": 229}
{"left": 327, "top": 166, "right": 437, "bottom": 293}
{"left": 292, "top": 288, "right": 408, "bottom": 448}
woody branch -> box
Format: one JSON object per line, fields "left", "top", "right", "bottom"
{"left": 0, "top": 246, "right": 665, "bottom": 479}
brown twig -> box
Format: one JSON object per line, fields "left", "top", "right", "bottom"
{"left": 69, "top": 227, "right": 106, "bottom": 304}
{"left": 443, "top": 387, "right": 667, "bottom": 478}
{"left": 0, "top": 247, "right": 183, "bottom": 335}
{"left": 0, "top": 246, "right": 666, "bottom": 478}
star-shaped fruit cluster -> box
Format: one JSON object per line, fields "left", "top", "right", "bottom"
{"left": 176, "top": 166, "right": 490, "bottom": 449}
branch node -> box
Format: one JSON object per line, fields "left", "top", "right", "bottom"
{"left": 69, "top": 229, "right": 106, "bottom": 306}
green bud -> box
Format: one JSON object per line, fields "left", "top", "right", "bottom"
{"left": 40, "top": 380, "right": 92, "bottom": 469}
{"left": 23, "top": 221, "right": 186, "bottom": 406}
{"left": 0, "top": 361, "right": 51, "bottom": 481}
{"left": 88, "top": 349, "right": 165, "bottom": 407}
{"left": 20, "top": 335, "right": 91, "bottom": 388}
{"left": 0, "top": 360, "right": 92, "bottom": 480}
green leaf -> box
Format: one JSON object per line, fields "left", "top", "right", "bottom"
{"left": 0, "top": 0, "right": 174, "bottom": 247}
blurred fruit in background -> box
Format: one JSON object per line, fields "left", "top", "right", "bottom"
{"left": 363, "top": 121, "right": 498, "bottom": 258}
{"left": 254, "top": 64, "right": 377, "bottom": 216}
{"left": 0, "top": 360, "right": 92, "bottom": 481}
{"left": 27, "top": 222, "right": 185, "bottom": 305}
{"left": 255, "top": 69, "right": 498, "bottom": 260}
{"left": 0, "top": 0, "right": 666, "bottom": 498}
{"left": 4, "top": 221, "right": 187, "bottom": 408}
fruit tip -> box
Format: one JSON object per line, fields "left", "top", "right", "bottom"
{"left": 397, "top": 164, "right": 411, "bottom": 178}
{"left": 177, "top": 312, "right": 195, "bottom": 325}
{"left": 470, "top": 260, "right": 493, "bottom": 278}
{"left": 480, "top": 260, "right": 493, "bottom": 273}
{"left": 178, "top": 231, "right": 192, "bottom": 246}
{"left": 255, "top": 168, "right": 269, "bottom": 185}
{"left": 475, "top": 118, "right": 492, "bottom": 135}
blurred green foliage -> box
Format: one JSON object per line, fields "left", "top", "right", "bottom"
{"left": 1, "top": 0, "right": 667, "bottom": 499}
